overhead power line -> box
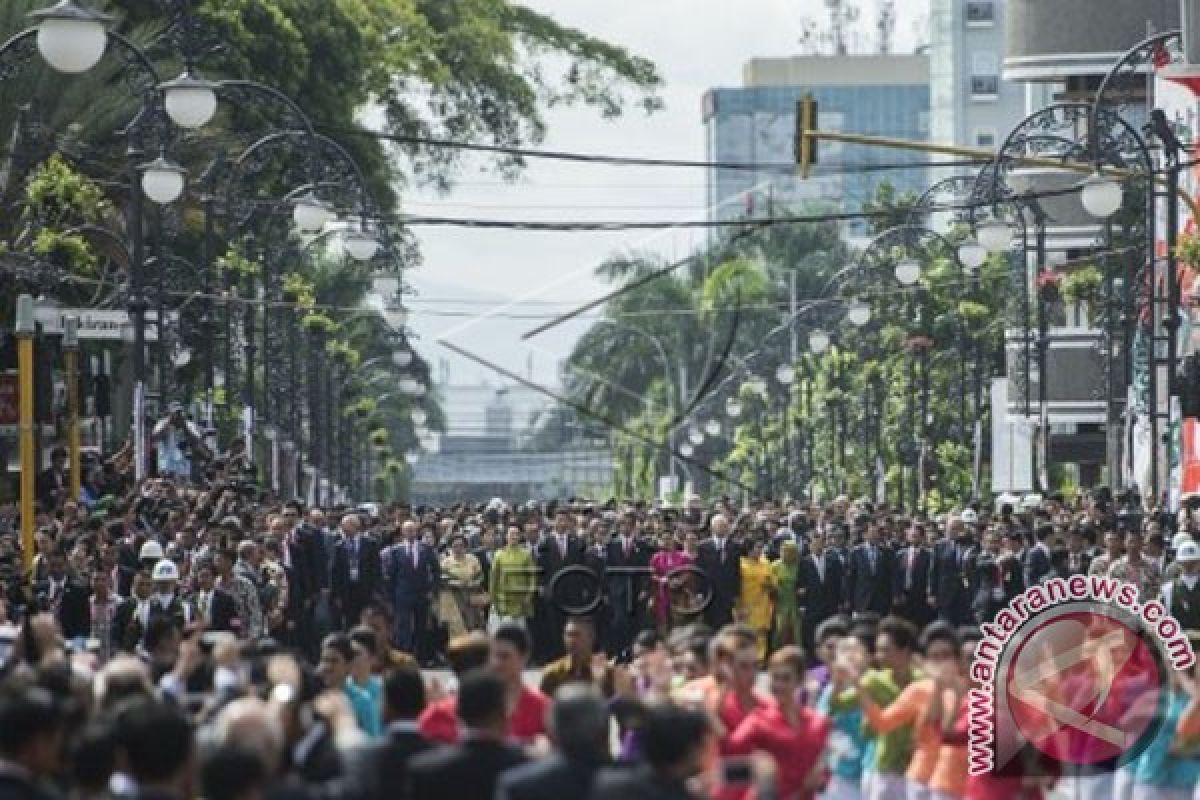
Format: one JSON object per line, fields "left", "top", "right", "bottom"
{"left": 323, "top": 125, "right": 985, "bottom": 173}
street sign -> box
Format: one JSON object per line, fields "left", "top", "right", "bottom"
{"left": 33, "top": 307, "right": 171, "bottom": 341}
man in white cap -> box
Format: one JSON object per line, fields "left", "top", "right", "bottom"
{"left": 1164, "top": 532, "right": 1196, "bottom": 583}
{"left": 1162, "top": 540, "right": 1200, "bottom": 632}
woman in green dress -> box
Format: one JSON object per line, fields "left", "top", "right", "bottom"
{"left": 771, "top": 540, "right": 801, "bottom": 650}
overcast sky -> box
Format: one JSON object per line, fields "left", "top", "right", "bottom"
{"left": 405, "top": 0, "right": 922, "bottom": 388}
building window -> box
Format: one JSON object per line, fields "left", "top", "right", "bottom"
{"left": 974, "top": 128, "right": 997, "bottom": 148}
{"left": 965, "top": 0, "right": 995, "bottom": 26}
{"left": 971, "top": 53, "right": 999, "bottom": 99}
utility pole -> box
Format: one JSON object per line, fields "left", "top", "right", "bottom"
{"left": 64, "top": 316, "right": 81, "bottom": 504}
{"left": 15, "top": 295, "right": 36, "bottom": 582}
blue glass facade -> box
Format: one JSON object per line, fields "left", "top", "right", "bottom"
{"left": 703, "top": 83, "right": 930, "bottom": 232}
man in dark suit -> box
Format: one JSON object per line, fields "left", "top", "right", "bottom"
{"left": 496, "top": 683, "right": 612, "bottom": 800}
{"left": 346, "top": 667, "right": 432, "bottom": 800}
{"left": 38, "top": 549, "right": 91, "bottom": 640}
{"left": 280, "top": 502, "right": 324, "bottom": 658}
{"left": 408, "top": 669, "right": 528, "bottom": 800}
{"left": 384, "top": 520, "right": 440, "bottom": 662}
{"left": 0, "top": 686, "right": 68, "bottom": 800}
{"left": 796, "top": 528, "right": 843, "bottom": 655}
{"left": 590, "top": 705, "right": 713, "bottom": 800}
{"left": 472, "top": 526, "right": 499, "bottom": 589}
{"left": 927, "top": 513, "right": 977, "bottom": 625}
{"left": 1024, "top": 524, "right": 1055, "bottom": 588}
{"left": 36, "top": 446, "right": 68, "bottom": 510}
{"left": 893, "top": 523, "right": 933, "bottom": 627}
{"left": 845, "top": 520, "right": 895, "bottom": 616}
{"left": 535, "top": 509, "right": 589, "bottom": 663}
{"left": 696, "top": 513, "right": 741, "bottom": 629}
{"left": 604, "top": 511, "right": 651, "bottom": 659}
{"left": 1065, "top": 527, "right": 1093, "bottom": 576}
{"left": 331, "top": 513, "right": 383, "bottom": 630}
{"left": 191, "top": 560, "right": 239, "bottom": 633}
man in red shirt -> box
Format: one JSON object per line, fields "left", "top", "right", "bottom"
{"left": 490, "top": 623, "right": 551, "bottom": 745}
{"left": 730, "top": 646, "right": 831, "bottom": 800}
{"left": 418, "top": 625, "right": 550, "bottom": 747}
{"left": 418, "top": 631, "right": 491, "bottom": 743}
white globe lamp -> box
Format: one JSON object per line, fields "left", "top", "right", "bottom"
{"left": 160, "top": 71, "right": 218, "bottom": 129}
{"left": 30, "top": 1, "right": 110, "bottom": 74}
{"left": 140, "top": 156, "right": 186, "bottom": 204}
{"left": 1081, "top": 172, "right": 1123, "bottom": 219}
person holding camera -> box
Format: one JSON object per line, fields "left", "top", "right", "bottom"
{"left": 150, "top": 402, "right": 210, "bottom": 481}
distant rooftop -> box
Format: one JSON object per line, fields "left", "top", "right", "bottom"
{"left": 742, "top": 53, "right": 929, "bottom": 88}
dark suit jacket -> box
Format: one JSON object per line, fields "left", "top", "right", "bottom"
{"left": 537, "top": 534, "right": 590, "bottom": 607}
{"left": 845, "top": 543, "right": 895, "bottom": 614}
{"left": 285, "top": 524, "right": 325, "bottom": 605}
{"left": 472, "top": 547, "right": 495, "bottom": 588}
{"left": 0, "top": 772, "right": 56, "bottom": 800}
{"left": 384, "top": 541, "right": 440, "bottom": 604}
{"left": 1023, "top": 543, "right": 1053, "bottom": 588}
{"left": 197, "top": 587, "right": 239, "bottom": 632}
{"left": 407, "top": 738, "right": 529, "bottom": 800}
{"left": 345, "top": 725, "right": 432, "bottom": 800}
{"left": 331, "top": 535, "right": 383, "bottom": 617}
{"left": 696, "top": 538, "right": 741, "bottom": 618}
{"left": 796, "top": 550, "right": 843, "bottom": 619}
{"left": 894, "top": 546, "right": 932, "bottom": 605}
{"left": 928, "top": 537, "right": 975, "bottom": 623}
{"left": 35, "top": 467, "right": 66, "bottom": 510}
{"left": 37, "top": 577, "right": 90, "bottom": 640}
{"left": 590, "top": 765, "right": 694, "bottom": 800}
{"left": 495, "top": 753, "right": 609, "bottom": 800}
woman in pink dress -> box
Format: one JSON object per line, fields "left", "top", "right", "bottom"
{"left": 650, "top": 530, "right": 693, "bottom": 632}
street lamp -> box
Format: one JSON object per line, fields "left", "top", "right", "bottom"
{"left": 705, "top": 419, "right": 721, "bottom": 436}
{"left": 1081, "top": 172, "right": 1123, "bottom": 219}
{"left": 392, "top": 349, "right": 412, "bottom": 368}
{"left": 725, "top": 397, "right": 743, "bottom": 418}
{"left": 679, "top": 442, "right": 694, "bottom": 458}
{"left": 140, "top": 156, "right": 187, "bottom": 204}
{"left": 404, "top": 451, "right": 419, "bottom": 465}
{"left": 688, "top": 426, "right": 705, "bottom": 446}
{"left": 747, "top": 375, "right": 768, "bottom": 395}
{"left": 292, "top": 192, "right": 334, "bottom": 233}
{"left": 894, "top": 257, "right": 921, "bottom": 287}
{"left": 808, "top": 329, "right": 831, "bottom": 354}
{"left": 977, "top": 218, "right": 1014, "bottom": 254}
{"left": 343, "top": 227, "right": 380, "bottom": 261}
{"left": 847, "top": 299, "right": 871, "bottom": 327}
{"left": 411, "top": 408, "right": 427, "bottom": 426}
{"left": 775, "top": 364, "right": 795, "bottom": 385}
{"left": 160, "top": 71, "right": 219, "bottom": 129}
{"left": 29, "top": 1, "right": 111, "bottom": 74}
{"left": 958, "top": 239, "right": 988, "bottom": 271}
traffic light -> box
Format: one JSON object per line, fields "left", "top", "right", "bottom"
{"left": 795, "top": 94, "right": 818, "bottom": 179}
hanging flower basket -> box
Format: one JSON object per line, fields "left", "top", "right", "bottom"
{"left": 1036, "top": 270, "right": 1062, "bottom": 302}
{"left": 903, "top": 334, "right": 934, "bottom": 352}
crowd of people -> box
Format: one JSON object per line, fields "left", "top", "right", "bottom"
{"left": 4, "top": 436, "right": 1200, "bottom": 799}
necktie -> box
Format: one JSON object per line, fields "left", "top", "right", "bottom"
{"left": 869, "top": 546, "right": 877, "bottom": 574}
{"left": 411, "top": 542, "right": 419, "bottom": 569}
{"left": 624, "top": 537, "right": 632, "bottom": 558}
{"left": 199, "top": 591, "right": 209, "bottom": 621}
{"left": 906, "top": 550, "right": 915, "bottom": 590}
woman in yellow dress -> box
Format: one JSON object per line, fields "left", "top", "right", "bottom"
{"left": 437, "top": 534, "right": 484, "bottom": 636}
{"left": 737, "top": 538, "right": 776, "bottom": 664}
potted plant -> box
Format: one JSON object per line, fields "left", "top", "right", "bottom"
{"left": 1036, "top": 269, "right": 1062, "bottom": 302}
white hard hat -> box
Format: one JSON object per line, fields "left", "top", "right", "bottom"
{"left": 1176, "top": 541, "right": 1200, "bottom": 564}
{"left": 139, "top": 541, "right": 164, "bottom": 562}
{"left": 151, "top": 559, "right": 179, "bottom": 583}
{"left": 960, "top": 509, "right": 978, "bottom": 525}
{"left": 1173, "top": 532, "right": 1194, "bottom": 552}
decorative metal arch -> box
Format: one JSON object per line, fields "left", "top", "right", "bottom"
{"left": 1090, "top": 29, "right": 1184, "bottom": 162}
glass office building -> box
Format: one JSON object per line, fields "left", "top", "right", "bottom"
{"left": 703, "top": 55, "right": 930, "bottom": 235}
